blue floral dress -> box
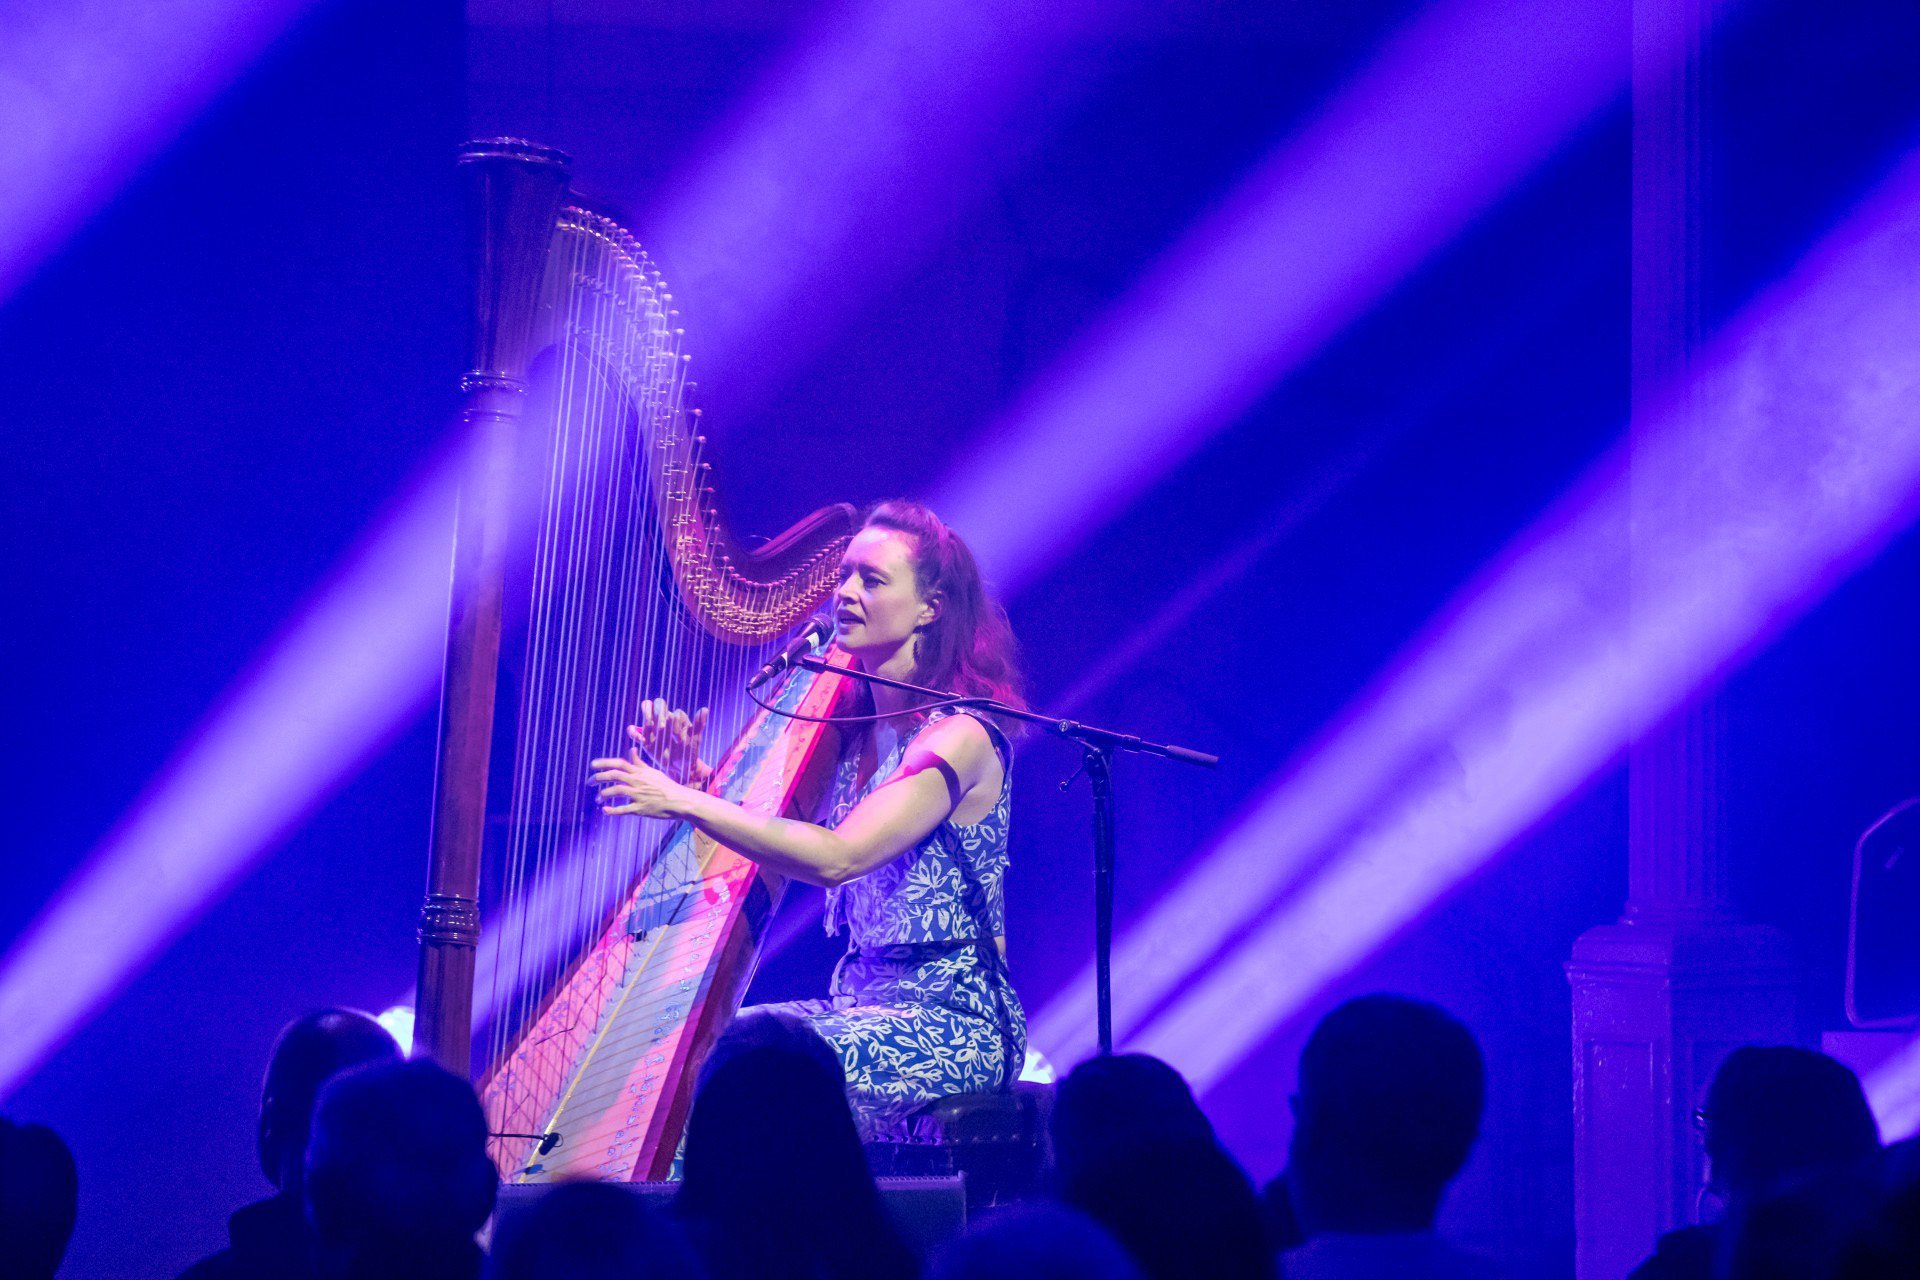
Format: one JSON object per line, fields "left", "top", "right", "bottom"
{"left": 752, "top": 709, "right": 1027, "bottom": 1142}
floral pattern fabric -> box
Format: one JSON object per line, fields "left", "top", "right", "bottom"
{"left": 750, "top": 709, "right": 1026, "bottom": 1142}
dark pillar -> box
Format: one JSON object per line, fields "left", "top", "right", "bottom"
{"left": 1567, "top": 4, "right": 1795, "bottom": 1276}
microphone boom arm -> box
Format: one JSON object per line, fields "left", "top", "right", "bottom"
{"left": 789, "top": 654, "right": 1216, "bottom": 1059}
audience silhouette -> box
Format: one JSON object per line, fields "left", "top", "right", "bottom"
{"left": 675, "top": 1010, "right": 918, "bottom": 1280}
{"left": 1051, "top": 1054, "right": 1272, "bottom": 1280}
{"left": 0, "top": 1117, "right": 78, "bottom": 1280}
{"left": 927, "top": 1202, "right": 1144, "bottom": 1280}
{"left": 304, "top": 1058, "right": 498, "bottom": 1280}
{"left": 1632, "top": 1046, "right": 1883, "bottom": 1280}
{"left": 1048, "top": 1053, "right": 1215, "bottom": 1191}
{"left": 178, "top": 1007, "right": 400, "bottom": 1280}
{"left": 1278, "top": 994, "right": 1497, "bottom": 1280}
{"left": 1835, "top": 1140, "right": 1920, "bottom": 1280}
{"left": 487, "top": 1180, "right": 705, "bottom": 1280}
{"left": 57, "top": 989, "right": 1920, "bottom": 1279}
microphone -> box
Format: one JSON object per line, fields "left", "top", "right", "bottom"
{"left": 746, "top": 614, "right": 833, "bottom": 691}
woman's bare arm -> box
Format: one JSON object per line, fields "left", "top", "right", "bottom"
{"left": 589, "top": 714, "right": 999, "bottom": 889}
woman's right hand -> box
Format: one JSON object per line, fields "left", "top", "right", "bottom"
{"left": 632, "top": 698, "right": 712, "bottom": 790}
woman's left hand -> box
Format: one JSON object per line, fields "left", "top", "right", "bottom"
{"left": 589, "top": 742, "right": 691, "bottom": 819}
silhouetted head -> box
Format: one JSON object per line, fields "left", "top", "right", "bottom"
{"left": 1051, "top": 1053, "right": 1214, "bottom": 1189}
{"left": 259, "top": 1008, "right": 400, "bottom": 1193}
{"left": 1062, "top": 1136, "right": 1272, "bottom": 1280}
{"left": 929, "top": 1202, "right": 1145, "bottom": 1280}
{"left": 305, "top": 1059, "right": 497, "bottom": 1279}
{"left": 678, "top": 1011, "right": 914, "bottom": 1280}
{"left": 1702, "top": 1046, "right": 1880, "bottom": 1203}
{"left": 488, "top": 1180, "right": 704, "bottom": 1280}
{"left": 682, "top": 1011, "right": 867, "bottom": 1208}
{"left": 0, "top": 1118, "right": 78, "bottom": 1280}
{"left": 695, "top": 1005, "right": 845, "bottom": 1092}
{"left": 1286, "top": 994, "right": 1484, "bottom": 1234}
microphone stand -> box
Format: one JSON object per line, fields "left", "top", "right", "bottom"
{"left": 792, "top": 656, "right": 1218, "bottom": 1058}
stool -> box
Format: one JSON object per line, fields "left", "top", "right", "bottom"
{"left": 866, "top": 1085, "right": 1051, "bottom": 1210}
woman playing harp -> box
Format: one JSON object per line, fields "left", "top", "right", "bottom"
{"left": 589, "top": 499, "right": 1027, "bottom": 1140}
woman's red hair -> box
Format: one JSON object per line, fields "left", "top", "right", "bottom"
{"left": 862, "top": 499, "right": 1027, "bottom": 736}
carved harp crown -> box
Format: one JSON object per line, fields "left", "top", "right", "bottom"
{"left": 416, "top": 139, "right": 858, "bottom": 1183}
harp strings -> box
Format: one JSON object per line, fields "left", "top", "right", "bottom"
{"left": 489, "top": 220, "right": 590, "bottom": 1086}
{"left": 480, "top": 214, "right": 777, "bottom": 1090}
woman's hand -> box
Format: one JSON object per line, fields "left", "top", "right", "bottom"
{"left": 632, "top": 699, "right": 712, "bottom": 789}
{"left": 589, "top": 744, "right": 694, "bottom": 819}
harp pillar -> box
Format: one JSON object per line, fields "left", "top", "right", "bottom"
{"left": 415, "top": 141, "right": 572, "bottom": 1073}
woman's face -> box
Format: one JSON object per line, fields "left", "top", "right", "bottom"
{"left": 831, "top": 527, "right": 934, "bottom": 665}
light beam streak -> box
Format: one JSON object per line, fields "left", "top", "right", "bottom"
{"left": 1047, "top": 237, "right": 1605, "bottom": 719}
{"left": 0, "top": 437, "right": 470, "bottom": 1097}
{"left": 0, "top": 0, "right": 319, "bottom": 303}
{"left": 1070, "top": 146, "right": 1920, "bottom": 1090}
{"left": 937, "top": 0, "right": 1700, "bottom": 595}
{"left": 0, "top": 0, "right": 1117, "bottom": 1091}
{"left": 649, "top": 0, "right": 1132, "bottom": 423}
{"left": 1866, "top": 1036, "right": 1920, "bottom": 1144}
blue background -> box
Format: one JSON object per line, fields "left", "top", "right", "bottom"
{"left": 3, "top": 1, "right": 1918, "bottom": 1274}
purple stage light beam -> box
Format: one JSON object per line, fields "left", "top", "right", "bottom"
{"left": 1866, "top": 1037, "right": 1920, "bottom": 1144}
{"left": 0, "top": 436, "right": 474, "bottom": 1098}
{"left": 1, "top": 0, "right": 1129, "bottom": 1082}
{"left": 420, "top": 0, "right": 1158, "bottom": 1032}
{"left": 1067, "top": 147, "right": 1920, "bottom": 1090}
{"left": 938, "top": 0, "right": 1720, "bottom": 596}
{"left": 1051, "top": 446, "right": 1381, "bottom": 717}
{"left": 649, "top": 0, "right": 1130, "bottom": 423}
{"left": 1045, "top": 242, "right": 1593, "bottom": 719}
{"left": 0, "top": 0, "right": 319, "bottom": 303}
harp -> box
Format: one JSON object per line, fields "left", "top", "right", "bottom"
{"left": 414, "top": 139, "right": 858, "bottom": 1181}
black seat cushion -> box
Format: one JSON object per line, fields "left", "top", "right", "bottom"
{"left": 910, "top": 1087, "right": 1042, "bottom": 1146}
